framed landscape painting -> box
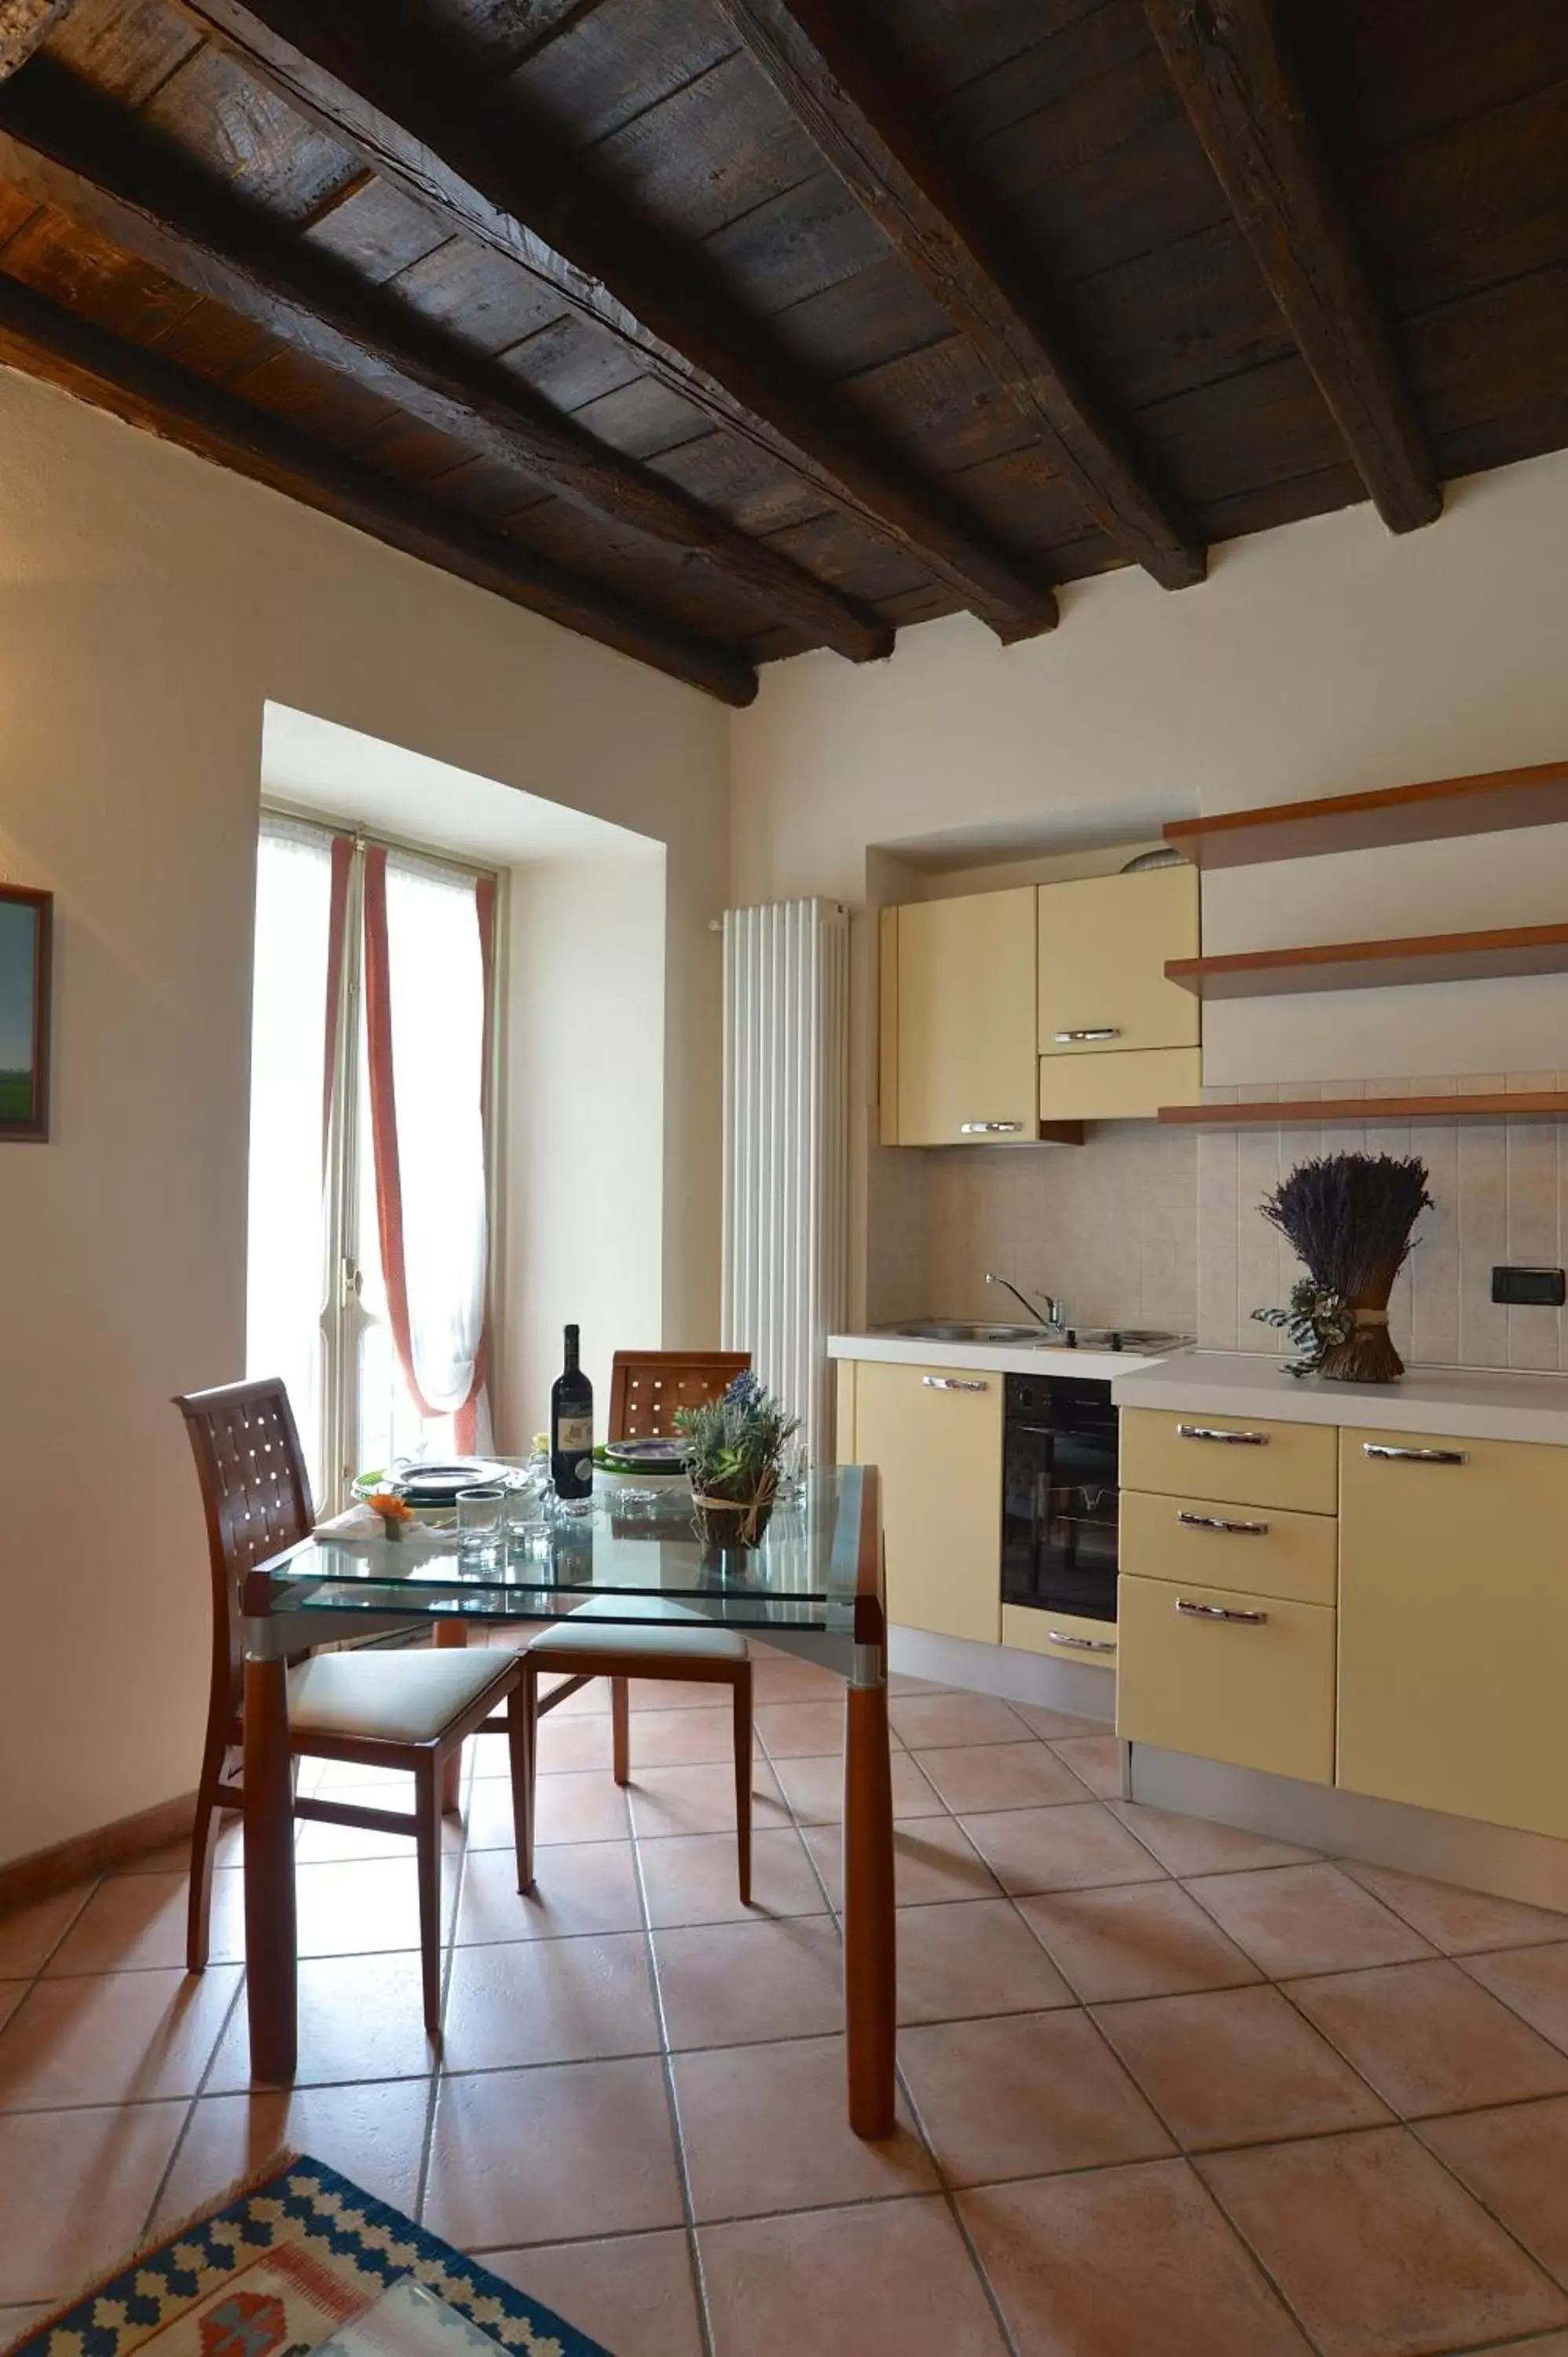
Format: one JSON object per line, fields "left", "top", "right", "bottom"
{"left": 0, "top": 884, "right": 52, "bottom": 1142}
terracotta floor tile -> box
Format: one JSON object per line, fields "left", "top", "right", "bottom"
{"left": 0, "top": 1987, "right": 23, "bottom": 2036}
{"left": 291, "top": 1854, "right": 460, "bottom": 1958}
{"left": 206, "top": 1952, "right": 438, "bottom": 2090}
{"left": 292, "top": 1811, "right": 463, "bottom": 1867}
{"left": 0, "top": 2101, "right": 187, "bottom": 2305}
{"left": 746, "top": 1651, "right": 844, "bottom": 1704}
{"left": 896, "top": 1900, "right": 1074, "bottom": 2025}
{"left": 156, "top": 2078, "right": 432, "bottom": 2227}
{"left": 45, "top": 1869, "right": 245, "bottom": 1974}
{"left": 804, "top": 1817, "right": 1001, "bottom": 1909}
{"left": 888, "top": 1692, "right": 1027, "bottom": 1750}
{"left": 0, "top": 1963, "right": 240, "bottom": 2110}
{"left": 467, "top": 1768, "right": 628, "bottom": 1849}
{"left": 626, "top": 1762, "right": 789, "bottom": 1842}
{"left": 899, "top": 2009, "right": 1172, "bottom": 2187}
{"left": 1107, "top": 1800, "right": 1320, "bottom": 1875}
{"left": 770, "top": 1749, "right": 943, "bottom": 1826}
{"left": 482, "top": 2233, "right": 703, "bottom": 2357}
{"left": 0, "top": 2304, "right": 55, "bottom": 2339}
{"left": 638, "top": 1828, "right": 828, "bottom": 1928}
{"left": 1019, "top": 1880, "right": 1262, "bottom": 2003}
{"left": 959, "top": 1801, "right": 1167, "bottom": 1896}
{"left": 1466, "top": 2341, "right": 1568, "bottom": 2356}
{"left": 623, "top": 1708, "right": 759, "bottom": 1769}
{"left": 1199, "top": 2125, "right": 1568, "bottom": 2357}
{"left": 1339, "top": 1860, "right": 1568, "bottom": 1955}
{"left": 1048, "top": 1732, "right": 1124, "bottom": 1799}
{"left": 1421, "top": 2097, "right": 1568, "bottom": 2287}
{"left": 442, "top": 1932, "right": 659, "bottom": 2070}
{"left": 1288, "top": 1958, "right": 1568, "bottom": 2117}
{"left": 914, "top": 1740, "right": 1090, "bottom": 1813}
{"left": 673, "top": 2034, "right": 936, "bottom": 2220}
{"left": 1094, "top": 1985, "right": 1391, "bottom": 2149}
{"left": 1009, "top": 1702, "right": 1112, "bottom": 1741}
{"left": 625, "top": 1678, "right": 731, "bottom": 1712}
{"left": 1464, "top": 1943, "right": 1568, "bottom": 2050}
{"left": 512, "top": 1711, "right": 615, "bottom": 1774}
{"left": 1185, "top": 1863, "right": 1436, "bottom": 1978}
{"left": 753, "top": 1700, "right": 850, "bottom": 1757}
{"left": 456, "top": 1842, "right": 643, "bottom": 1943}
{"left": 961, "top": 2157, "right": 1313, "bottom": 2357}
{"left": 425, "top": 2058, "right": 683, "bottom": 2247}
{"left": 698, "top": 2196, "right": 1006, "bottom": 2357}
{"left": 652, "top": 1915, "right": 844, "bottom": 2050}
{"left": 0, "top": 1886, "right": 93, "bottom": 1978}
{"left": 540, "top": 1673, "right": 613, "bottom": 1713}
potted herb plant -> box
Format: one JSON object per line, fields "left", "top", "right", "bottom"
{"left": 676, "top": 1371, "right": 800, "bottom": 1552}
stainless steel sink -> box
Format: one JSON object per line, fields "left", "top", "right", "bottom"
{"left": 877, "top": 1320, "right": 1065, "bottom": 1346}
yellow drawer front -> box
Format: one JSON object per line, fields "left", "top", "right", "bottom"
{"left": 1002, "top": 1604, "right": 1119, "bottom": 1667}
{"left": 1116, "top": 1574, "right": 1335, "bottom": 1785}
{"left": 1038, "top": 1047, "right": 1201, "bottom": 1123}
{"left": 1121, "top": 1406, "right": 1338, "bottom": 1515}
{"left": 1120, "top": 1487, "right": 1338, "bottom": 1605}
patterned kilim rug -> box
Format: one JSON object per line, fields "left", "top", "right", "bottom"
{"left": 2, "top": 2153, "right": 610, "bottom": 2357}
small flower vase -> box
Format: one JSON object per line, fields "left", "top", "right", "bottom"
{"left": 377, "top": 1512, "right": 406, "bottom": 1543}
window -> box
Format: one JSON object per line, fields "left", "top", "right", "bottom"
{"left": 247, "top": 812, "right": 496, "bottom": 1506}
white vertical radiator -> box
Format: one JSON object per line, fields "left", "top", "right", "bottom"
{"left": 721, "top": 898, "right": 850, "bottom": 1469}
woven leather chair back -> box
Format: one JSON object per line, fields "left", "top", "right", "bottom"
{"left": 608, "top": 1351, "right": 753, "bottom": 1440}
{"left": 175, "top": 1376, "right": 314, "bottom": 1714}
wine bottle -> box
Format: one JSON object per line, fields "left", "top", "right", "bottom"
{"left": 551, "top": 1324, "right": 594, "bottom": 1505}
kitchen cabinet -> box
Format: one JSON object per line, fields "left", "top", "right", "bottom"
{"left": 1037, "top": 867, "right": 1200, "bottom": 1120}
{"left": 1117, "top": 1573, "right": 1335, "bottom": 1784}
{"left": 845, "top": 1359, "right": 1003, "bottom": 1644}
{"left": 1002, "top": 1603, "right": 1117, "bottom": 1669}
{"left": 884, "top": 888, "right": 1037, "bottom": 1146}
{"left": 1120, "top": 1489, "right": 1337, "bottom": 1607}
{"left": 1337, "top": 1428, "right": 1568, "bottom": 1839}
{"left": 1122, "top": 1406, "right": 1339, "bottom": 1516}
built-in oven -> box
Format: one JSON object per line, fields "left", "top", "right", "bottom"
{"left": 1000, "top": 1372, "right": 1121, "bottom": 1628}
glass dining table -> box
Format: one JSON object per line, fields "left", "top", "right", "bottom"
{"left": 241, "top": 1464, "right": 896, "bottom": 2135}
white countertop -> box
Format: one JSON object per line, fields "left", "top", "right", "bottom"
{"left": 829, "top": 1332, "right": 1173, "bottom": 1380}
{"left": 1112, "top": 1349, "right": 1568, "bottom": 1446}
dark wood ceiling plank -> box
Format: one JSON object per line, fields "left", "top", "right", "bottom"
{"left": 0, "top": 0, "right": 71, "bottom": 79}
{"left": 1141, "top": 0, "right": 1442, "bottom": 533}
{"left": 0, "top": 266, "right": 759, "bottom": 701}
{"left": 715, "top": 0, "right": 1205, "bottom": 588}
{"left": 0, "top": 68, "right": 892, "bottom": 658}
{"left": 40, "top": 0, "right": 202, "bottom": 108}
{"left": 170, "top": 0, "right": 1061, "bottom": 636}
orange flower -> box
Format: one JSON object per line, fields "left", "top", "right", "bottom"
{"left": 366, "top": 1490, "right": 415, "bottom": 1520}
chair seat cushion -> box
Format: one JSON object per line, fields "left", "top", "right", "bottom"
{"left": 288, "top": 1648, "right": 515, "bottom": 1745}
{"left": 529, "top": 1596, "right": 746, "bottom": 1662}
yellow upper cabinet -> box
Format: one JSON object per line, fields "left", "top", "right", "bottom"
{"left": 887, "top": 887, "right": 1037, "bottom": 1146}
{"left": 1038, "top": 866, "right": 1200, "bottom": 1058}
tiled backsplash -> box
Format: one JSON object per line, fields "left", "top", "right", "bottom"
{"left": 864, "top": 1074, "right": 1568, "bottom": 1372}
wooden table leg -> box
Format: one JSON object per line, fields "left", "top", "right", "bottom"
{"left": 434, "top": 1618, "right": 467, "bottom": 1816}
{"left": 243, "top": 1649, "right": 298, "bottom": 2084}
{"left": 843, "top": 1673, "right": 896, "bottom": 2139}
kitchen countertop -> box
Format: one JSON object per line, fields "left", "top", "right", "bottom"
{"left": 828, "top": 1331, "right": 1175, "bottom": 1380}
{"left": 1112, "top": 1349, "right": 1568, "bottom": 1446}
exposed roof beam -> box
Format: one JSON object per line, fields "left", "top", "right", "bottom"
{"left": 0, "top": 270, "right": 759, "bottom": 705}
{"left": 716, "top": 0, "right": 1205, "bottom": 592}
{"left": 1141, "top": 0, "right": 1440, "bottom": 534}
{"left": 0, "top": 0, "right": 71, "bottom": 80}
{"left": 172, "top": 0, "right": 1060, "bottom": 639}
{"left": 0, "top": 67, "right": 891, "bottom": 662}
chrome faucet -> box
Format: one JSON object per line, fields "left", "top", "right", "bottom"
{"left": 986, "top": 1274, "right": 1068, "bottom": 1332}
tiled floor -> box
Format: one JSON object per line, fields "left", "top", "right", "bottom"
{"left": 5, "top": 1651, "right": 1568, "bottom": 2355}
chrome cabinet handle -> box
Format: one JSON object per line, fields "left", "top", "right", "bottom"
{"left": 1049, "top": 1629, "right": 1117, "bottom": 1654}
{"left": 1177, "top": 1424, "right": 1269, "bottom": 1446}
{"left": 1178, "top": 1511, "right": 1269, "bottom": 1536}
{"left": 1362, "top": 1442, "right": 1468, "bottom": 1465}
{"left": 1177, "top": 1597, "right": 1268, "bottom": 1625}
{"left": 959, "top": 1120, "right": 1023, "bottom": 1134}
{"left": 1053, "top": 1027, "right": 1120, "bottom": 1043}
{"left": 921, "top": 1376, "right": 987, "bottom": 1391}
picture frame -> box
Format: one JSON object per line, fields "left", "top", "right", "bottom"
{"left": 0, "top": 883, "right": 53, "bottom": 1142}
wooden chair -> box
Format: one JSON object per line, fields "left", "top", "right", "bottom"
{"left": 608, "top": 1348, "right": 752, "bottom": 1439}
{"left": 175, "top": 1376, "right": 529, "bottom": 2033}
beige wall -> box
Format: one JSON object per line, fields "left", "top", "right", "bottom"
{"left": 0, "top": 364, "right": 728, "bottom": 1865}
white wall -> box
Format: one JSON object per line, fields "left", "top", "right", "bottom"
{"left": 0, "top": 363, "right": 728, "bottom": 1865}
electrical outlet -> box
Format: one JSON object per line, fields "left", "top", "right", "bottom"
{"left": 1491, "top": 1266, "right": 1566, "bottom": 1307}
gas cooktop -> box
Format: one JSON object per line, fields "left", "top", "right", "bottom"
{"left": 1061, "top": 1328, "right": 1192, "bottom": 1354}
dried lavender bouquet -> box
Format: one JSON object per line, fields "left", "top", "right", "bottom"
{"left": 1252, "top": 1153, "right": 1431, "bottom": 1382}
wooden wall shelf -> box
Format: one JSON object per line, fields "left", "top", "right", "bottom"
{"left": 1164, "top": 761, "right": 1568, "bottom": 871}
{"left": 1159, "top": 1093, "right": 1568, "bottom": 1128}
{"left": 1167, "top": 923, "right": 1568, "bottom": 1001}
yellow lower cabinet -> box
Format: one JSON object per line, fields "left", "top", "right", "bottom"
{"left": 1116, "top": 1574, "right": 1335, "bottom": 1785}
{"left": 1121, "top": 1406, "right": 1338, "bottom": 1516}
{"left": 1002, "top": 1604, "right": 1118, "bottom": 1667}
{"left": 849, "top": 1359, "right": 1003, "bottom": 1645}
{"left": 1338, "top": 1428, "right": 1568, "bottom": 1838}
{"left": 1120, "top": 1488, "right": 1337, "bottom": 1605}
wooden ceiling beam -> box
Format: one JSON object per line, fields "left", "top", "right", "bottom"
{"left": 0, "top": 70, "right": 889, "bottom": 662}
{"left": 0, "top": 0, "right": 71, "bottom": 81}
{"left": 715, "top": 0, "right": 1206, "bottom": 592}
{"left": 1141, "top": 0, "right": 1441, "bottom": 534}
{"left": 171, "top": 0, "right": 1061, "bottom": 640}
{"left": 0, "top": 270, "right": 759, "bottom": 705}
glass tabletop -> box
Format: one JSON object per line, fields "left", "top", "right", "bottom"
{"left": 255, "top": 1466, "right": 873, "bottom": 1637}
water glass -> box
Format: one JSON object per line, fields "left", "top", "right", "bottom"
{"left": 504, "top": 1479, "right": 551, "bottom": 1559}
{"left": 456, "top": 1483, "right": 505, "bottom": 1563}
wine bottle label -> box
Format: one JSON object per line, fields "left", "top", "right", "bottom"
{"left": 556, "top": 1415, "right": 592, "bottom": 1452}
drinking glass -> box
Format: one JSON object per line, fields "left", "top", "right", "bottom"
{"left": 504, "top": 1478, "right": 551, "bottom": 1560}
{"left": 456, "top": 1483, "right": 505, "bottom": 1563}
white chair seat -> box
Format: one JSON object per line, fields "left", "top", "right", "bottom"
{"left": 288, "top": 1648, "right": 514, "bottom": 1745}
{"left": 529, "top": 1596, "right": 746, "bottom": 1662}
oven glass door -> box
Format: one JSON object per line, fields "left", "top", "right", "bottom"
{"left": 1002, "top": 1405, "right": 1120, "bottom": 1622}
